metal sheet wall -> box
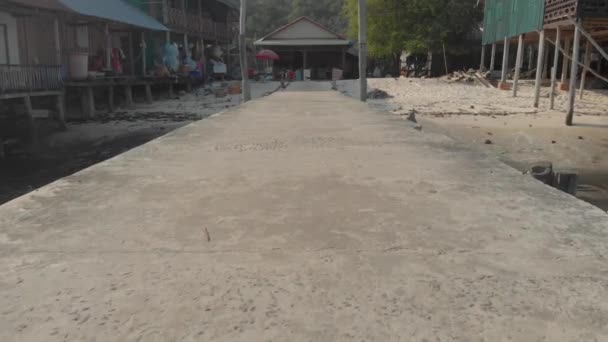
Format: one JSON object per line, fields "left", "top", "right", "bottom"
{"left": 483, "top": 0, "right": 545, "bottom": 44}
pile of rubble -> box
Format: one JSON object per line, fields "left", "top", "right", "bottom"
{"left": 445, "top": 69, "right": 477, "bottom": 83}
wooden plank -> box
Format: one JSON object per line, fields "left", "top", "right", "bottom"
{"left": 0, "top": 90, "right": 62, "bottom": 100}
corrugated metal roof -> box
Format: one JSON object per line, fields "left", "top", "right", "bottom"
{"left": 58, "top": 0, "right": 168, "bottom": 31}
{"left": 254, "top": 39, "right": 351, "bottom": 46}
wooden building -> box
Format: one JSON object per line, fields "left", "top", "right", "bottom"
{"left": 254, "top": 17, "right": 356, "bottom": 80}
{"left": 480, "top": 0, "right": 608, "bottom": 125}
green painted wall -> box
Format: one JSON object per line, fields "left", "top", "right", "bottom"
{"left": 483, "top": 0, "right": 545, "bottom": 45}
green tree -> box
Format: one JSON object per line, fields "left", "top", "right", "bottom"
{"left": 344, "top": 0, "right": 482, "bottom": 70}
{"left": 247, "top": 0, "right": 346, "bottom": 38}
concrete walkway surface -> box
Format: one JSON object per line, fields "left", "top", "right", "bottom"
{"left": 1, "top": 82, "right": 608, "bottom": 341}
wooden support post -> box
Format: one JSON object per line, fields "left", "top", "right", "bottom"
{"left": 513, "top": 35, "right": 524, "bottom": 97}
{"left": 528, "top": 45, "right": 534, "bottom": 70}
{"left": 108, "top": 85, "right": 114, "bottom": 112}
{"left": 168, "top": 83, "right": 174, "bottom": 98}
{"left": 580, "top": 40, "right": 592, "bottom": 99}
{"left": 490, "top": 43, "right": 496, "bottom": 72}
{"left": 499, "top": 37, "right": 511, "bottom": 90}
{"left": 561, "top": 38, "right": 571, "bottom": 85}
{"left": 141, "top": 32, "right": 147, "bottom": 76}
{"left": 86, "top": 87, "right": 95, "bottom": 118}
{"left": 342, "top": 47, "right": 346, "bottom": 70}
{"left": 56, "top": 93, "right": 66, "bottom": 130}
{"left": 186, "top": 81, "right": 192, "bottom": 93}
{"left": 480, "top": 44, "right": 486, "bottom": 71}
{"left": 534, "top": 30, "right": 546, "bottom": 108}
{"left": 542, "top": 43, "right": 550, "bottom": 79}
{"left": 184, "top": 33, "right": 189, "bottom": 56}
{"left": 501, "top": 37, "right": 510, "bottom": 83}
{"left": 145, "top": 83, "right": 153, "bottom": 103}
{"left": 53, "top": 17, "right": 62, "bottom": 65}
{"left": 550, "top": 27, "right": 561, "bottom": 109}
{"left": 128, "top": 31, "right": 135, "bottom": 76}
{"left": 124, "top": 85, "right": 133, "bottom": 108}
{"left": 24, "top": 95, "right": 35, "bottom": 139}
{"left": 303, "top": 50, "right": 308, "bottom": 70}
{"left": 105, "top": 23, "right": 111, "bottom": 70}
{"left": 566, "top": 24, "right": 581, "bottom": 126}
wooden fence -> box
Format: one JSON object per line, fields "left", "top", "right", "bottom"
{"left": 0, "top": 64, "right": 63, "bottom": 94}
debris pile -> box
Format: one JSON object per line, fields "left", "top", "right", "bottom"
{"left": 445, "top": 69, "right": 477, "bottom": 83}
{"left": 367, "top": 88, "right": 393, "bottom": 99}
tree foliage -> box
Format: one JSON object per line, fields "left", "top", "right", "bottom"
{"left": 247, "top": 0, "right": 346, "bottom": 38}
{"left": 344, "top": 0, "right": 482, "bottom": 58}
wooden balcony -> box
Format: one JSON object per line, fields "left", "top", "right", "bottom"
{"left": 166, "top": 7, "right": 235, "bottom": 43}
{"left": 0, "top": 65, "right": 63, "bottom": 94}
{"left": 545, "top": 0, "right": 608, "bottom": 25}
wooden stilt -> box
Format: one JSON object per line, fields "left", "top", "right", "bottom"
{"left": 490, "top": 43, "right": 496, "bottom": 72}
{"left": 124, "top": 85, "right": 133, "bottom": 108}
{"left": 528, "top": 45, "right": 534, "bottom": 70}
{"left": 168, "top": 83, "right": 174, "bottom": 98}
{"left": 480, "top": 44, "right": 486, "bottom": 71}
{"left": 513, "top": 35, "right": 524, "bottom": 97}
{"left": 566, "top": 24, "right": 581, "bottom": 126}
{"left": 501, "top": 37, "right": 510, "bottom": 83}
{"left": 24, "top": 95, "right": 35, "bottom": 139}
{"left": 580, "top": 40, "right": 592, "bottom": 99}
{"left": 550, "top": 27, "right": 561, "bottom": 109}
{"left": 108, "top": 86, "right": 114, "bottom": 113}
{"left": 56, "top": 93, "right": 66, "bottom": 130}
{"left": 145, "top": 84, "right": 153, "bottom": 103}
{"left": 86, "top": 87, "right": 95, "bottom": 118}
{"left": 542, "top": 43, "right": 550, "bottom": 79}
{"left": 534, "top": 30, "right": 546, "bottom": 108}
{"left": 561, "top": 38, "right": 571, "bottom": 85}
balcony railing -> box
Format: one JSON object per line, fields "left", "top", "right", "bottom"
{"left": 0, "top": 65, "right": 63, "bottom": 94}
{"left": 166, "top": 7, "right": 234, "bottom": 42}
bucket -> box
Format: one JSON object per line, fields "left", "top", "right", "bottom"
{"left": 68, "top": 52, "right": 89, "bottom": 80}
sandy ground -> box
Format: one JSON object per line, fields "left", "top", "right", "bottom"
{"left": 339, "top": 78, "right": 608, "bottom": 210}
{"left": 1, "top": 83, "right": 608, "bottom": 341}
{"left": 0, "top": 81, "right": 281, "bottom": 204}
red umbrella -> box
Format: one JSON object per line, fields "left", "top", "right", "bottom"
{"left": 256, "top": 49, "right": 280, "bottom": 61}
